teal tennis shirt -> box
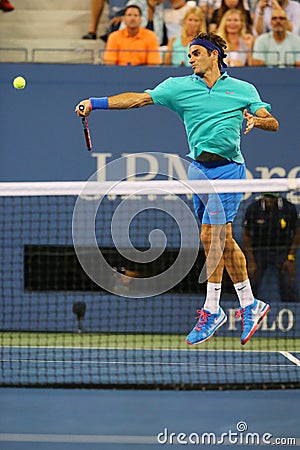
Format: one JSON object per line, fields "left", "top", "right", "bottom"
{"left": 145, "top": 72, "right": 271, "bottom": 163}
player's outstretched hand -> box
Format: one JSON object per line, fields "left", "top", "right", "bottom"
{"left": 243, "top": 109, "right": 254, "bottom": 135}
{"left": 75, "top": 100, "right": 92, "bottom": 117}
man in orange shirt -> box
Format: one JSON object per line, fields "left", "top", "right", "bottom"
{"left": 103, "top": 5, "right": 162, "bottom": 65}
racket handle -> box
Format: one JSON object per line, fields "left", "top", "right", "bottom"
{"left": 78, "top": 104, "right": 92, "bottom": 151}
{"left": 82, "top": 118, "right": 92, "bottom": 151}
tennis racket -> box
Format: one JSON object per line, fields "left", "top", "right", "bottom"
{"left": 79, "top": 104, "right": 92, "bottom": 151}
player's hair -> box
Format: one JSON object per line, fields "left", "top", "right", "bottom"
{"left": 192, "top": 32, "right": 227, "bottom": 69}
{"left": 124, "top": 4, "right": 142, "bottom": 15}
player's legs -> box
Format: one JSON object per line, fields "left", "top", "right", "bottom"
{"left": 223, "top": 223, "right": 248, "bottom": 284}
{"left": 220, "top": 220, "right": 271, "bottom": 344}
{"left": 200, "top": 169, "right": 250, "bottom": 310}
{"left": 186, "top": 163, "right": 228, "bottom": 345}
{"left": 187, "top": 162, "right": 234, "bottom": 344}
{"left": 200, "top": 223, "right": 225, "bottom": 283}
{"left": 186, "top": 224, "right": 227, "bottom": 345}
{"left": 200, "top": 222, "right": 254, "bottom": 308}
{"left": 186, "top": 160, "right": 270, "bottom": 345}
{"left": 201, "top": 222, "right": 250, "bottom": 289}
{"left": 221, "top": 223, "right": 270, "bottom": 344}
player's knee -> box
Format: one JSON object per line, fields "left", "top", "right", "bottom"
{"left": 224, "top": 235, "right": 238, "bottom": 253}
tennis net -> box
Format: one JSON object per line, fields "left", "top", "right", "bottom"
{"left": 0, "top": 179, "right": 300, "bottom": 389}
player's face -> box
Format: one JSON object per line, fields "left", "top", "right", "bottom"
{"left": 188, "top": 45, "right": 217, "bottom": 76}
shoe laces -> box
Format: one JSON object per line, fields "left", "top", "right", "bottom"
{"left": 195, "top": 309, "right": 211, "bottom": 331}
{"left": 235, "top": 307, "right": 250, "bottom": 329}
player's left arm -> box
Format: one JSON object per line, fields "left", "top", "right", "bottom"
{"left": 243, "top": 107, "right": 279, "bottom": 135}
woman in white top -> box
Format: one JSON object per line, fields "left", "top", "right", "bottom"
{"left": 217, "top": 8, "right": 255, "bottom": 65}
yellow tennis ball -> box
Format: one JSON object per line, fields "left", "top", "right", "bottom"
{"left": 13, "top": 76, "right": 26, "bottom": 89}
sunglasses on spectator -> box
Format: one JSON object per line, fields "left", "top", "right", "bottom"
{"left": 271, "top": 16, "right": 287, "bottom": 20}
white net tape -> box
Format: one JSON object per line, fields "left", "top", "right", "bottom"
{"left": 0, "top": 178, "right": 299, "bottom": 196}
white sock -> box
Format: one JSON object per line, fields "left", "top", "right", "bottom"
{"left": 234, "top": 279, "right": 254, "bottom": 308}
{"left": 203, "top": 282, "right": 221, "bottom": 314}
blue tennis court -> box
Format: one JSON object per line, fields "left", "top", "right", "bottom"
{"left": 1, "top": 346, "right": 299, "bottom": 387}
{"left": 1, "top": 387, "right": 300, "bottom": 449}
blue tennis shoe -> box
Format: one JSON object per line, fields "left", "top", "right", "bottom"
{"left": 235, "top": 299, "right": 270, "bottom": 345}
{"left": 186, "top": 307, "right": 227, "bottom": 345}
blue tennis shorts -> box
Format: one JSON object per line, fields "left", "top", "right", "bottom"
{"left": 188, "top": 159, "right": 246, "bottom": 225}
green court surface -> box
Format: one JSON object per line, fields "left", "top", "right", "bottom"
{"left": 1, "top": 332, "right": 299, "bottom": 352}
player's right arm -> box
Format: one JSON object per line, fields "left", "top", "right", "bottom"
{"left": 75, "top": 92, "right": 153, "bottom": 117}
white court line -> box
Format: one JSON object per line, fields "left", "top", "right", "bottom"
{"left": 0, "top": 359, "right": 294, "bottom": 368}
{"left": 1, "top": 346, "right": 296, "bottom": 353}
{"left": 279, "top": 351, "right": 300, "bottom": 366}
{"left": 0, "top": 433, "right": 300, "bottom": 446}
{"left": 0, "top": 433, "right": 156, "bottom": 444}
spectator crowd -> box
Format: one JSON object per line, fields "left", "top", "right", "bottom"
{"left": 82, "top": 0, "right": 300, "bottom": 66}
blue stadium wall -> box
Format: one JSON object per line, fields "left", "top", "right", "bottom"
{"left": 1, "top": 63, "right": 299, "bottom": 182}
{"left": 0, "top": 63, "right": 299, "bottom": 336}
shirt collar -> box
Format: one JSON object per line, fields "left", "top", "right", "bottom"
{"left": 191, "top": 71, "right": 229, "bottom": 82}
{"left": 124, "top": 28, "right": 142, "bottom": 38}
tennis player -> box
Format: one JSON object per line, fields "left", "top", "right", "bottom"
{"left": 75, "top": 32, "right": 279, "bottom": 345}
